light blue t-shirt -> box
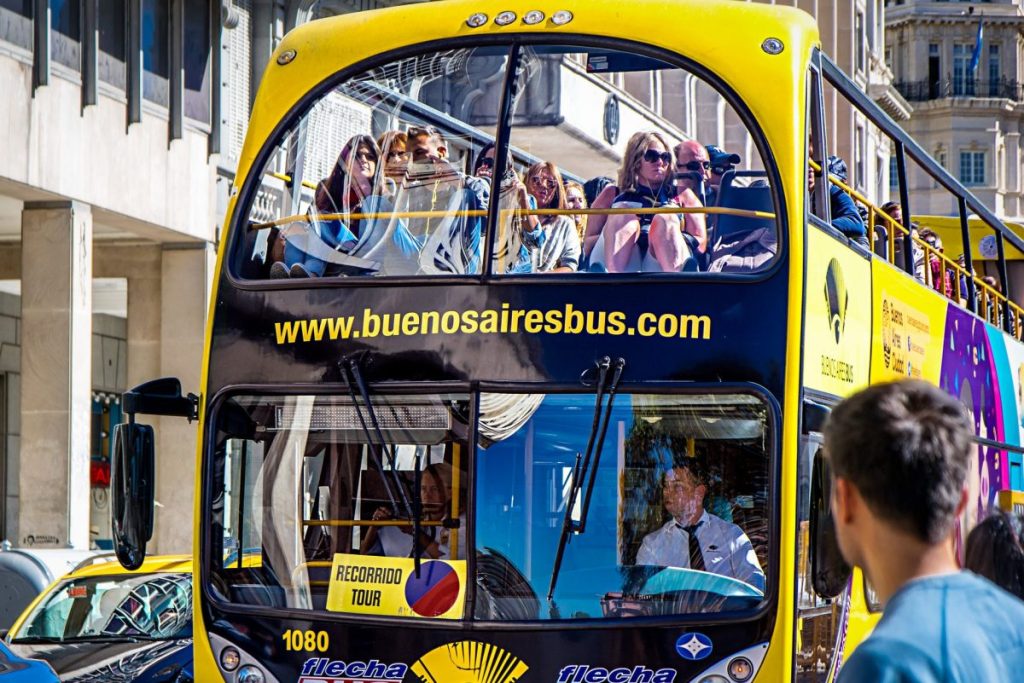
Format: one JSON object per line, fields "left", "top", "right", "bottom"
{"left": 838, "top": 571, "right": 1024, "bottom": 682}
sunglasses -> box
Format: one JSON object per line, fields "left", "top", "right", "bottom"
{"left": 387, "top": 149, "right": 409, "bottom": 160}
{"left": 529, "top": 176, "right": 558, "bottom": 190}
{"left": 643, "top": 150, "right": 673, "bottom": 165}
{"left": 683, "top": 160, "right": 711, "bottom": 172}
{"left": 477, "top": 157, "right": 495, "bottom": 170}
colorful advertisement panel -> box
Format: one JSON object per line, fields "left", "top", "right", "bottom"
{"left": 870, "top": 262, "right": 948, "bottom": 384}
{"left": 326, "top": 554, "right": 466, "bottom": 620}
{"left": 804, "top": 228, "right": 872, "bottom": 397}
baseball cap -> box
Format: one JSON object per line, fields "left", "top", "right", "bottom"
{"left": 706, "top": 145, "right": 741, "bottom": 167}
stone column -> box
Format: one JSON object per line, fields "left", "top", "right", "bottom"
{"left": 19, "top": 201, "right": 92, "bottom": 549}
{"left": 154, "top": 243, "right": 213, "bottom": 554}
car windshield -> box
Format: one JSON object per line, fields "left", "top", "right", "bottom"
{"left": 210, "top": 391, "right": 772, "bottom": 621}
{"left": 11, "top": 573, "right": 192, "bottom": 642}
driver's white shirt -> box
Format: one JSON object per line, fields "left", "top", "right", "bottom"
{"left": 636, "top": 510, "right": 765, "bottom": 590}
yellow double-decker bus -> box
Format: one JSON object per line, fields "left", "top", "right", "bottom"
{"left": 107, "top": 1, "right": 1024, "bottom": 681}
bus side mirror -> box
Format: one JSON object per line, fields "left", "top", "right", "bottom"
{"left": 809, "top": 448, "right": 851, "bottom": 598}
{"left": 111, "top": 422, "right": 155, "bottom": 570}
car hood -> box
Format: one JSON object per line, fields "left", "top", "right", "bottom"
{"left": 9, "top": 638, "right": 192, "bottom": 682}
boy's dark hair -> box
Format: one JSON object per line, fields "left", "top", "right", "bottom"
{"left": 964, "top": 510, "right": 1024, "bottom": 599}
{"left": 823, "top": 380, "right": 972, "bottom": 543}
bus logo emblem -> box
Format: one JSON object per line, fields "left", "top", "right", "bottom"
{"left": 824, "top": 257, "right": 848, "bottom": 344}
{"left": 675, "top": 632, "right": 713, "bottom": 661}
{"left": 411, "top": 641, "right": 528, "bottom": 682}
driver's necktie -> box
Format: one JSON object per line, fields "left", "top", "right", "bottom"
{"left": 681, "top": 522, "right": 705, "bottom": 571}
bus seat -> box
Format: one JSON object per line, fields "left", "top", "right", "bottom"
{"left": 707, "top": 171, "right": 777, "bottom": 273}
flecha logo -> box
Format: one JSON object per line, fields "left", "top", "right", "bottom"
{"left": 675, "top": 632, "right": 713, "bottom": 661}
{"left": 299, "top": 657, "right": 408, "bottom": 683}
{"left": 824, "top": 257, "right": 848, "bottom": 344}
{"left": 557, "top": 665, "right": 677, "bottom": 682}
{"left": 411, "top": 641, "right": 528, "bottom": 682}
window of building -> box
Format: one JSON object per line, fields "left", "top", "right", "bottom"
{"left": 928, "top": 43, "right": 941, "bottom": 98}
{"left": 953, "top": 43, "right": 975, "bottom": 96}
{"left": 142, "top": 0, "right": 169, "bottom": 107}
{"left": 99, "top": 0, "right": 126, "bottom": 90}
{"left": 959, "top": 151, "right": 985, "bottom": 186}
{"left": 855, "top": 11, "right": 865, "bottom": 73}
{"left": 988, "top": 44, "right": 1000, "bottom": 97}
{"left": 184, "top": 0, "right": 211, "bottom": 123}
{"left": 0, "top": 0, "right": 33, "bottom": 52}
{"left": 51, "top": 0, "right": 80, "bottom": 71}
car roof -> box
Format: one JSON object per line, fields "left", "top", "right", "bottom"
{"left": 65, "top": 554, "right": 192, "bottom": 579}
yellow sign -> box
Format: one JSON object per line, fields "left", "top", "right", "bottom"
{"left": 325, "top": 554, "right": 466, "bottom": 620}
{"left": 803, "top": 228, "right": 872, "bottom": 397}
{"left": 411, "top": 641, "right": 529, "bottom": 683}
{"left": 871, "top": 261, "right": 948, "bottom": 383}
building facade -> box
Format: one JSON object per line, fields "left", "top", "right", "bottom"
{"left": 887, "top": 0, "right": 1024, "bottom": 222}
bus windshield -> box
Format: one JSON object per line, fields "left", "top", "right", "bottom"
{"left": 209, "top": 391, "right": 772, "bottom": 621}
{"left": 234, "top": 41, "right": 779, "bottom": 279}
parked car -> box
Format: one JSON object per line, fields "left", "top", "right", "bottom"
{"left": 0, "top": 544, "right": 109, "bottom": 632}
{"left": 4, "top": 555, "right": 192, "bottom": 682}
{"left": 0, "top": 638, "right": 58, "bottom": 682}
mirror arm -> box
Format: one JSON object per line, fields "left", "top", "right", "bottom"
{"left": 122, "top": 377, "right": 199, "bottom": 422}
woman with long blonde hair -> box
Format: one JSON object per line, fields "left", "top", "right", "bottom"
{"left": 594, "top": 131, "right": 695, "bottom": 272}
{"left": 516, "top": 161, "right": 581, "bottom": 273}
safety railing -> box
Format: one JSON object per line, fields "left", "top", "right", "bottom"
{"left": 820, "top": 164, "right": 1024, "bottom": 341}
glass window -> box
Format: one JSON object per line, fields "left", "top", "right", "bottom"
{"left": 0, "top": 0, "right": 33, "bottom": 52}
{"left": 98, "top": 0, "right": 126, "bottom": 90}
{"left": 476, "top": 392, "right": 770, "bottom": 620}
{"left": 142, "top": 0, "right": 169, "bottom": 106}
{"left": 184, "top": 0, "right": 210, "bottom": 123}
{"left": 235, "top": 47, "right": 508, "bottom": 280}
{"left": 210, "top": 393, "right": 471, "bottom": 618}
{"left": 953, "top": 43, "right": 975, "bottom": 96}
{"left": 233, "top": 41, "right": 780, "bottom": 281}
{"left": 960, "top": 151, "right": 985, "bottom": 186}
{"left": 499, "top": 45, "right": 778, "bottom": 276}
{"left": 51, "top": 0, "right": 80, "bottom": 71}
{"left": 10, "top": 573, "right": 191, "bottom": 642}
{"left": 988, "top": 44, "right": 1000, "bottom": 97}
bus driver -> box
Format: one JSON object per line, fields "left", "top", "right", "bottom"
{"left": 637, "top": 460, "right": 765, "bottom": 591}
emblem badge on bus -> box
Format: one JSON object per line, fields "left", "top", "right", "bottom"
{"left": 675, "top": 632, "right": 713, "bottom": 661}
{"left": 825, "top": 257, "right": 849, "bottom": 344}
{"left": 412, "top": 641, "right": 528, "bottom": 682}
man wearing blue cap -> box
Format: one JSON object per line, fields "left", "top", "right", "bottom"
{"left": 706, "top": 144, "right": 741, "bottom": 205}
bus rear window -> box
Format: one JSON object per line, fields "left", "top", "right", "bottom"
{"left": 232, "top": 41, "right": 779, "bottom": 281}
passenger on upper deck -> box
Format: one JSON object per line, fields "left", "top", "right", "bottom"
{"left": 474, "top": 143, "right": 497, "bottom": 180}
{"left": 669, "top": 140, "right": 710, "bottom": 254}
{"left": 594, "top": 132, "right": 699, "bottom": 273}
{"left": 964, "top": 509, "right": 1024, "bottom": 601}
{"left": 808, "top": 148, "right": 867, "bottom": 247}
{"left": 564, "top": 180, "right": 588, "bottom": 243}
{"left": 399, "top": 125, "right": 490, "bottom": 274}
{"left": 513, "top": 162, "right": 581, "bottom": 273}
{"left": 377, "top": 130, "right": 409, "bottom": 193}
{"left": 706, "top": 144, "right": 741, "bottom": 205}
{"left": 271, "top": 134, "right": 394, "bottom": 278}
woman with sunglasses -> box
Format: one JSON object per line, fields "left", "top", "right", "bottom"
{"left": 377, "top": 130, "right": 409, "bottom": 192}
{"left": 593, "top": 131, "right": 697, "bottom": 273}
{"left": 509, "top": 161, "right": 580, "bottom": 273}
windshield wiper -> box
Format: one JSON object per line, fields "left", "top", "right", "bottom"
{"left": 9, "top": 636, "right": 66, "bottom": 644}
{"left": 341, "top": 358, "right": 414, "bottom": 522}
{"left": 547, "top": 357, "right": 626, "bottom": 609}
